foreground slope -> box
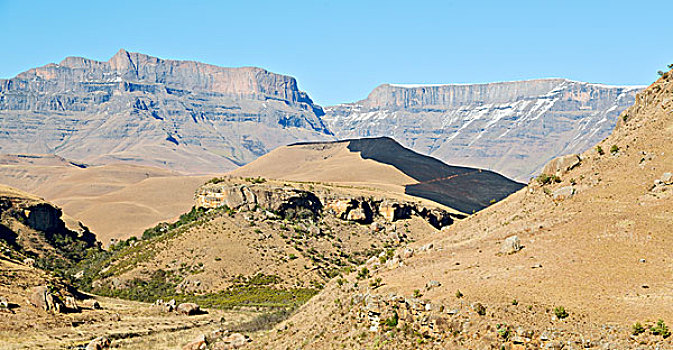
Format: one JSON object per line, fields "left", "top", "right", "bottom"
{"left": 0, "top": 155, "right": 210, "bottom": 243}
{"left": 325, "top": 79, "right": 642, "bottom": 181}
{"left": 230, "top": 137, "right": 524, "bottom": 214}
{"left": 0, "top": 49, "right": 333, "bottom": 173}
{"left": 254, "top": 72, "right": 673, "bottom": 348}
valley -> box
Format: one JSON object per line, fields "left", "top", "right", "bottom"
{"left": 0, "top": 48, "right": 666, "bottom": 350}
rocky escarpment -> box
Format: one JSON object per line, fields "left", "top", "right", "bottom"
{"left": 196, "top": 182, "right": 465, "bottom": 230}
{"left": 0, "top": 49, "right": 333, "bottom": 173}
{"left": 0, "top": 186, "right": 99, "bottom": 270}
{"left": 324, "top": 79, "right": 642, "bottom": 181}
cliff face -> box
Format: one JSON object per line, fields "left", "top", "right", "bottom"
{"left": 0, "top": 49, "right": 332, "bottom": 173}
{"left": 324, "top": 79, "right": 643, "bottom": 181}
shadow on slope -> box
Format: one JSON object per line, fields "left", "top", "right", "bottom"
{"left": 295, "top": 137, "right": 525, "bottom": 213}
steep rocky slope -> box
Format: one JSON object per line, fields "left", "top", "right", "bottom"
{"left": 325, "top": 79, "right": 642, "bottom": 181}
{"left": 230, "top": 137, "right": 524, "bottom": 214}
{"left": 253, "top": 71, "right": 673, "bottom": 349}
{"left": 0, "top": 155, "right": 210, "bottom": 243}
{"left": 0, "top": 49, "right": 333, "bottom": 173}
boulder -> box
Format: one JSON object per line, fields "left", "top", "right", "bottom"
{"left": 500, "top": 236, "right": 522, "bottom": 254}
{"left": 64, "top": 296, "right": 79, "bottom": 312}
{"left": 182, "top": 335, "right": 207, "bottom": 350}
{"left": 211, "top": 333, "right": 249, "bottom": 350}
{"left": 662, "top": 172, "right": 672, "bottom": 185}
{"left": 542, "top": 154, "right": 581, "bottom": 176}
{"left": 0, "top": 296, "right": 8, "bottom": 308}
{"left": 425, "top": 280, "right": 441, "bottom": 290}
{"left": 552, "top": 186, "right": 575, "bottom": 201}
{"left": 346, "top": 207, "right": 368, "bottom": 223}
{"left": 370, "top": 222, "right": 385, "bottom": 232}
{"left": 176, "top": 302, "right": 201, "bottom": 315}
{"left": 401, "top": 247, "right": 414, "bottom": 259}
{"left": 29, "top": 286, "right": 64, "bottom": 313}
{"left": 85, "top": 336, "right": 111, "bottom": 350}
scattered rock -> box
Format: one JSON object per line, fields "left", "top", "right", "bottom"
{"left": 419, "top": 242, "right": 434, "bottom": 251}
{"left": 176, "top": 302, "right": 201, "bottom": 315}
{"left": 425, "top": 280, "right": 441, "bottom": 290}
{"left": 370, "top": 222, "right": 385, "bottom": 232}
{"left": 183, "top": 335, "right": 207, "bottom": 350}
{"left": 500, "top": 235, "right": 522, "bottom": 254}
{"left": 152, "top": 299, "right": 176, "bottom": 313}
{"left": 85, "top": 336, "right": 111, "bottom": 350}
{"left": 662, "top": 172, "right": 672, "bottom": 184}
{"left": 552, "top": 186, "right": 575, "bottom": 201}
{"left": 401, "top": 247, "right": 414, "bottom": 259}
{"left": 0, "top": 296, "right": 8, "bottom": 309}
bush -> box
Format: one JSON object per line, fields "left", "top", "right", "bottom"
{"left": 413, "top": 289, "right": 422, "bottom": 298}
{"left": 554, "top": 306, "right": 569, "bottom": 319}
{"left": 455, "top": 290, "right": 463, "bottom": 298}
{"left": 383, "top": 311, "right": 399, "bottom": 328}
{"left": 536, "top": 173, "right": 561, "bottom": 185}
{"left": 370, "top": 277, "right": 382, "bottom": 289}
{"left": 610, "top": 145, "right": 619, "bottom": 155}
{"left": 356, "top": 267, "right": 370, "bottom": 280}
{"left": 632, "top": 322, "right": 645, "bottom": 336}
{"left": 596, "top": 145, "right": 605, "bottom": 155}
{"left": 651, "top": 319, "right": 671, "bottom": 338}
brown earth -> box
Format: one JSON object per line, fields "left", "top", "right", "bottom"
{"left": 251, "top": 72, "right": 673, "bottom": 348}
{"left": 0, "top": 155, "right": 211, "bottom": 244}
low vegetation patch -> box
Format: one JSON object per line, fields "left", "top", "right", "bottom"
{"left": 536, "top": 173, "right": 561, "bottom": 185}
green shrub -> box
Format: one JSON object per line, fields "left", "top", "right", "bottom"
{"left": 383, "top": 311, "right": 399, "bottom": 328}
{"left": 610, "top": 145, "right": 619, "bottom": 154}
{"left": 356, "top": 267, "right": 370, "bottom": 280}
{"left": 370, "top": 277, "right": 382, "bottom": 289}
{"left": 554, "top": 306, "right": 569, "bottom": 319}
{"left": 536, "top": 173, "right": 561, "bottom": 185}
{"left": 413, "top": 289, "right": 422, "bottom": 298}
{"left": 596, "top": 145, "right": 605, "bottom": 155}
{"left": 632, "top": 322, "right": 645, "bottom": 336}
{"left": 651, "top": 319, "right": 671, "bottom": 338}
{"left": 455, "top": 290, "right": 463, "bottom": 298}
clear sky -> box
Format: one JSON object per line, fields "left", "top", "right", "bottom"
{"left": 0, "top": 0, "right": 670, "bottom": 105}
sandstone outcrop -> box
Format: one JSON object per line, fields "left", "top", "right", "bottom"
{"left": 196, "top": 183, "right": 322, "bottom": 219}
{"left": 196, "top": 182, "right": 464, "bottom": 229}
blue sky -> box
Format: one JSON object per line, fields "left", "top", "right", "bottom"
{"left": 0, "top": 0, "right": 670, "bottom": 105}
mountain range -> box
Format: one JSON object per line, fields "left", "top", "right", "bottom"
{"left": 0, "top": 50, "right": 643, "bottom": 180}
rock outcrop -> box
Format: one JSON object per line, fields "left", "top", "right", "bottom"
{"left": 324, "top": 79, "right": 642, "bottom": 181}
{"left": 196, "top": 183, "right": 464, "bottom": 229}
{"left": 0, "top": 49, "right": 333, "bottom": 173}
{"left": 196, "top": 183, "right": 323, "bottom": 219}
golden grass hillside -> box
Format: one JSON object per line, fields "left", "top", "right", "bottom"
{"left": 252, "top": 72, "right": 673, "bottom": 349}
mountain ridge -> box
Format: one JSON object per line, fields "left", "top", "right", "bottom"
{"left": 324, "top": 78, "right": 642, "bottom": 181}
